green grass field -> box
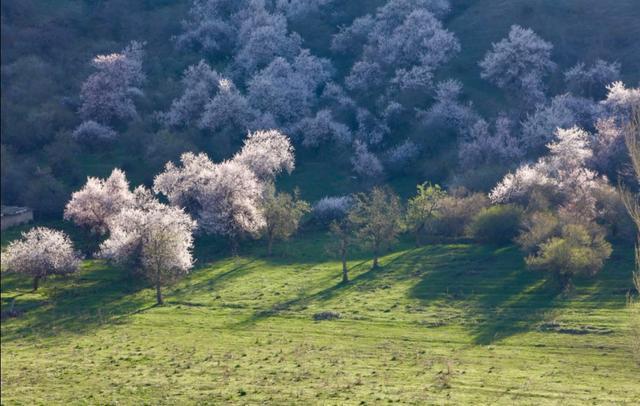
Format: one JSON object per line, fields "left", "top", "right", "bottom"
{"left": 2, "top": 227, "right": 638, "bottom": 404}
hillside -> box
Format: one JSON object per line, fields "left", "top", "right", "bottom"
{"left": 1, "top": 228, "right": 637, "bottom": 404}
{"left": 2, "top": 0, "right": 640, "bottom": 208}
{"left": 2, "top": 1, "right": 640, "bottom": 404}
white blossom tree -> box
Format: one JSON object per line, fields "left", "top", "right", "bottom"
{"left": 4, "top": 227, "right": 81, "bottom": 291}
{"left": 419, "top": 79, "right": 478, "bottom": 132}
{"left": 232, "top": 129, "right": 295, "bottom": 181}
{"left": 292, "top": 109, "right": 352, "bottom": 148}
{"left": 152, "top": 152, "right": 218, "bottom": 214}
{"left": 196, "top": 160, "right": 266, "bottom": 252}
{"left": 100, "top": 189, "right": 196, "bottom": 305}
{"left": 520, "top": 94, "right": 600, "bottom": 154}
{"left": 198, "top": 78, "right": 254, "bottom": 135}
{"left": 591, "top": 117, "right": 627, "bottom": 176}
{"left": 161, "top": 61, "right": 221, "bottom": 128}
{"left": 479, "top": 25, "right": 555, "bottom": 105}
{"left": 601, "top": 81, "right": 640, "bottom": 123}
{"left": 491, "top": 127, "right": 608, "bottom": 220}
{"left": 154, "top": 130, "right": 295, "bottom": 252}
{"left": 355, "top": 108, "right": 390, "bottom": 145}
{"left": 351, "top": 140, "right": 384, "bottom": 180}
{"left": 72, "top": 120, "right": 118, "bottom": 143}
{"left": 233, "top": 2, "right": 302, "bottom": 77}
{"left": 175, "top": 0, "right": 245, "bottom": 54}
{"left": 385, "top": 139, "right": 420, "bottom": 173}
{"left": 79, "top": 41, "right": 145, "bottom": 124}
{"left": 564, "top": 59, "right": 621, "bottom": 98}
{"left": 64, "top": 168, "right": 134, "bottom": 235}
{"left": 339, "top": 1, "right": 458, "bottom": 98}
{"left": 459, "top": 115, "right": 523, "bottom": 170}
{"left": 247, "top": 52, "right": 331, "bottom": 126}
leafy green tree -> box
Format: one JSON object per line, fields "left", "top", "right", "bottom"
{"left": 526, "top": 224, "right": 612, "bottom": 289}
{"left": 406, "top": 182, "right": 446, "bottom": 245}
{"left": 327, "top": 218, "right": 355, "bottom": 283}
{"left": 262, "top": 185, "right": 310, "bottom": 256}
{"left": 349, "top": 187, "right": 403, "bottom": 268}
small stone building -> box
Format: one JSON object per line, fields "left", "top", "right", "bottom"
{"left": 1, "top": 206, "right": 34, "bottom": 230}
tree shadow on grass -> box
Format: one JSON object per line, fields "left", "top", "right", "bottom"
{"left": 1, "top": 260, "right": 151, "bottom": 343}
{"left": 407, "top": 244, "right": 632, "bottom": 345}
{"left": 229, "top": 249, "right": 417, "bottom": 330}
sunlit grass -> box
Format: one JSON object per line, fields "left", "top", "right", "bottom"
{"left": 2, "top": 229, "right": 637, "bottom": 404}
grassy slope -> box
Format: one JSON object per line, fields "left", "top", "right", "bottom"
{"left": 2, "top": 228, "right": 638, "bottom": 404}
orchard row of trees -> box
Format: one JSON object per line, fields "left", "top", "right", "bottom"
{"left": 5, "top": 110, "right": 639, "bottom": 302}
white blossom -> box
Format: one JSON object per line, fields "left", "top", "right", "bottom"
{"left": 198, "top": 78, "right": 254, "bottom": 134}
{"left": 4, "top": 227, "right": 81, "bottom": 290}
{"left": 351, "top": 140, "right": 384, "bottom": 179}
{"left": 479, "top": 25, "right": 555, "bottom": 104}
{"left": 233, "top": 2, "right": 302, "bottom": 77}
{"left": 419, "top": 79, "right": 478, "bottom": 131}
{"left": 355, "top": 108, "right": 390, "bottom": 145}
{"left": 64, "top": 168, "right": 134, "bottom": 235}
{"left": 292, "top": 109, "right": 352, "bottom": 147}
{"left": 196, "top": 160, "right": 267, "bottom": 239}
{"left": 233, "top": 129, "right": 295, "bottom": 180}
{"left": 100, "top": 191, "right": 196, "bottom": 303}
{"left": 161, "top": 61, "right": 221, "bottom": 128}
{"left": 79, "top": 41, "right": 145, "bottom": 123}
{"left": 175, "top": 0, "right": 244, "bottom": 54}
{"left": 312, "top": 195, "right": 353, "bottom": 224}
{"left": 72, "top": 120, "right": 118, "bottom": 142}
{"left": 564, "top": 59, "right": 621, "bottom": 98}
{"left": 459, "top": 115, "right": 523, "bottom": 169}
{"left": 491, "top": 126, "right": 607, "bottom": 219}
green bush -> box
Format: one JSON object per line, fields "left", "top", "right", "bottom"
{"left": 467, "top": 204, "right": 524, "bottom": 245}
{"left": 526, "top": 224, "right": 612, "bottom": 288}
{"left": 431, "top": 192, "right": 489, "bottom": 238}
{"left": 516, "top": 211, "right": 560, "bottom": 253}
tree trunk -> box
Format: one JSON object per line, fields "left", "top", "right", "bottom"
{"left": 341, "top": 252, "right": 349, "bottom": 283}
{"left": 32, "top": 276, "right": 40, "bottom": 291}
{"left": 156, "top": 281, "right": 163, "bottom": 305}
{"left": 372, "top": 252, "right": 379, "bottom": 269}
{"left": 155, "top": 268, "right": 163, "bottom": 305}
{"left": 557, "top": 272, "right": 573, "bottom": 293}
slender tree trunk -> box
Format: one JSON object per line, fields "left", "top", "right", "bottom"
{"left": 33, "top": 276, "right": 40, "bottom": 291}
{"left": 559, "top": 272, "right": 572, "bottom": 292}
{"left": 341, "top": 249, "right": 349, "bottom": 283}
{"left": 155, "top": 268, "right": 163, "bottom": 305}
{"left": 372, "top": 244, "right": 379, "bottom": 269}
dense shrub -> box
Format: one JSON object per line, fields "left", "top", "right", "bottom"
{"left": 526, "top": 224, "right": 612, "bottom": 288}
{"left": 516, "top": 211, "right": 560, "bottom": 254}
{"left": 431, "top": 192, "right": 489, "bottom": 237}
{"left": 467, "top": 204, "right": 524, "bottom": 245}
